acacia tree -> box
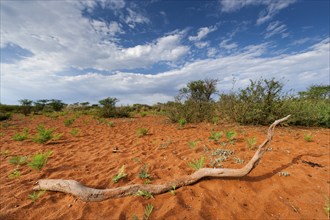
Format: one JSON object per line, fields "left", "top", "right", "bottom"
{"left": 19, "top": 99, "right": 33, "bottom": 116}
{"left": 34, "top": 99, "right": 49, "bottom": 112}
{"left": 48, "top": 99, "right": 66, "bottom": 112}
{"left": 169, "top": 79, "right": 218, "bottom": 123}
{"left": 298, "top": 85, "right": 330, "bottom": 99}
{"left": 99, "top": 97, "right": 119, "bottom": 117}
{"left": 177, "top": 79, "right": 218, "bottom": 103}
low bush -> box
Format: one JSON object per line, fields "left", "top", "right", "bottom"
{"left": 9, "top": 155, "right": 28, "bottom": 166}
{"left": 218, "top": 78, "right": 329, "bottom": 127}
{"left": 33, "top": 125, "right": 62, "bottom": 144}
{"left": 0, "top": 112, "right": 12, "bottom": 121}
{"left": 64, "top": 118, "right": 75, "bottom": 126}
{"left": 12, "top": 128, "right": 29, "bottom": 141}
{"left": 28, "top": 150, "right": 52, "bottom": 170}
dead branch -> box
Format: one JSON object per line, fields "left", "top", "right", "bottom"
{"left": 33, "top": 115, "right": 291, "bottom": 202}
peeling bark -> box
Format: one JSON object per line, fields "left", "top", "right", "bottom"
{"left": 33, "top": 115, "right": 291, "bottom": 202}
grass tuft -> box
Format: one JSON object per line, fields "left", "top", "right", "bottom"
{"left": 188, "top": 156, "right": 205, "bottom": 170}
{"left": 28, "top": 150, "right": 52, "bottom": 170}
{"left": 112, "top": 165, "right": 128, "bottom": 183}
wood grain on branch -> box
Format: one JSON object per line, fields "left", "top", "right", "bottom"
{"left": 33, "top": 115, "right": 291, "bottom": 202}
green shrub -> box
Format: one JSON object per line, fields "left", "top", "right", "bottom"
{"left": 47, "top": 99, "right": 66, "bottom": 112}
{"left": 64, "top": 118, "right": 75, "bottom": 126}
{"left": 304, "top": 133, "right": 313, "bottom": 142}
{"left": 8, "top": 169, "right": 21, "bottom": 179}
{"left": 9, "top": 155, "right": 28, "bottom": 166}
{"left": 282, "top": 98, "right": 330, "bottom": 127}
{"left": 13, "top": 128, "right": 29, "bottom": 141}
{"left": 165, "top": 101, "right": 216, "bottom": 123}
{"left": 33, "top": 125, "right": 62, "bottom": 144}
{"left": 28, "top": 150, "right": 52, "bottom": 170}
{"left": 70, "top": 128, "right": 79, "bottom": 136}
{"left": 19, "top": 99, "right": 33, "bottom": 116}
{"left": 98, "top": 97, "right": 130, "bottom": 118}
{"left": 178, "top": 118, "right": 187, "bottom": 129}
{"left": 218, "top": 79, "right": 329, "bottom": 127}
{"left": 0, "top": 112, "right": 12, "bottom": 121}
{"left": 209, "top": 131, "right": 223, "bottom": 142}
{"left": 225, "top": 130, "right": 236, "bottom": 141}
{"left": 166, "top": 79, "right": 218, "bottom": 123}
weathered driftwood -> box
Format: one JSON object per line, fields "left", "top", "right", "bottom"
{"left": 33, "top": 115, "right": 290, "bottom": 202}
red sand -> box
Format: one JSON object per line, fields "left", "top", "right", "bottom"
{"left": 0, "top": 114, "right": 329, "bottom": 219}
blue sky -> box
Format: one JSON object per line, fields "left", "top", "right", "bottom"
{"left": 1, "top": 0, "right": 329, "bottom": 105}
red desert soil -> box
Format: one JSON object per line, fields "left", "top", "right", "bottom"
{"left": 0, "top": 114, "right": 329, "bottom": 219}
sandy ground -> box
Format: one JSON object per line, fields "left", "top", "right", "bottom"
{"left": 0, "top": 113, "right": 329, "bottom": 219}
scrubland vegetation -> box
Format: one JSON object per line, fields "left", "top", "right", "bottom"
{"left": 1, "top": 78, "right": 328, "bottom": 127}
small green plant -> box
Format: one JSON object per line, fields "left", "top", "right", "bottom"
{"left": 28, "top": 190, "right": 46, "bottom": 203}
{"left": 225, "top": 130, "right": 236, "bottom": 142}
{"left": 33, "top": 125, "right": 62, "bottom": 144}
{"left": 138, "top": 164, "right": 151, "bottom": 180}
{"left": 212, "top": 116, "right": 219, "bottom": 125}
{"left": 188, "top": 156, "right": 205, "bottom": 170}
{"left": 112, "top": 165, "right": 128, "bottom": 183}
{"left": 135, "top": 190, "right": 154, "bottom": 199}
{"left": 140, "top": 112, "right": 147, "bottom": 117}
{"left": 107, "top": 121, "right": 114, "bottom": 127}
{"left": 12, "top": 128, "right": 29, "bottom": 141}
{"left": 304, "top": 133, "right": 313, "bottom": 142}
{"left": 8, "top": 169, "right": 21, "bottom": 179}
{"left": 233, "top": 157, "right": 244, "bottom": 164}
{"left": 246, "top": 136, "right": 257, "bottom": 150}
{"left": 70, "top": 128, "right": 80, "bottom": 136}
{"left": 324, "top": 196, "right": 330, "bottom": 218}
{"left": 209, "top": 131, "right": 223, "bottom": 142}
{"left": 169, "top": 185, "right": 176, "bottom": 196}
{"left": 28, "top": 150, "right": 52, "bottom": 170}
{"left": 188, "top": 140, "right": 199, "bottom": 149}
{"left": 143, "top": 203, "right": 154, "bottom": 220}
{"left": 9, "top": 155, "right": 28, "bottom": 166}
{"left": 278, "top": 171, "right": 290, "bottom": 177}
{"left": 178, "top": 118, "right": 187, "bottom": 129}
{"left": 137, "top": 128, "right": 148, "bottom": 137}
{"left": 64, "top": 118, "right": 75, "bottom": 126}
